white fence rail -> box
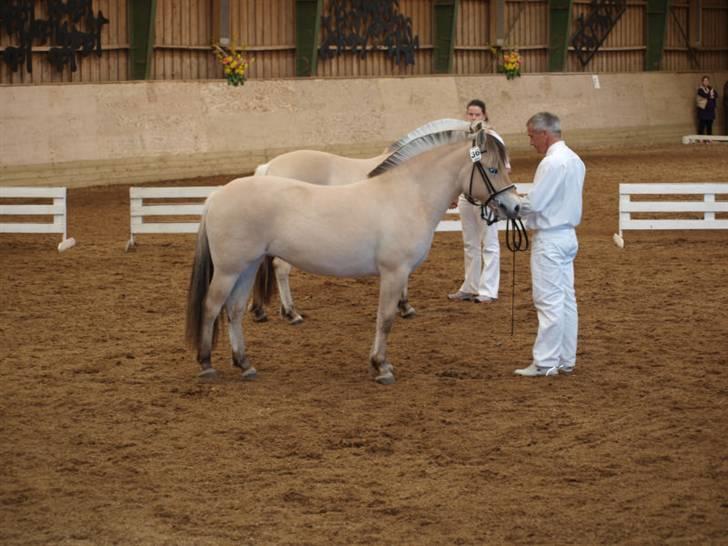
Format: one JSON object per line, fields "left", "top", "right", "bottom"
{"left": 127, "top": 183, "right": 533, "bottom": 249}
{"left": 614, "top": 182, "right": 728, "bottom": 246}
{"left": 0, "top": 187, "right": 75, "bottom": 251}
{"left": 127, "top": 186, "right": 213, "bottom": 250}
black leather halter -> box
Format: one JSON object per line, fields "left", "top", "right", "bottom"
{"left": 462, "top": 140, "right": 529, "bottom": 252}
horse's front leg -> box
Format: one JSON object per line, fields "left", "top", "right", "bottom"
{"left": 398, "top": 278, "right": 416, "bottom": 319}
{"left": 370, "top": 268, "right": 409, "bottom": 384}
{"left": 273, "top": 257, "right": 303, "bottom": 325}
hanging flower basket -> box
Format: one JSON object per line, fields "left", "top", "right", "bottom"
{"left": 212, "top": 44, "right": 254, "bottom": 86}
{"left": 500, "top": 49, "right": 522, "bottom": 80}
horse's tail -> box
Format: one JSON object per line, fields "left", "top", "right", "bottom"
{"left": 254, "top": 162, "right": 270, "bottom": 176}
{"left": 253, "top": 255, "right": 277, "bottom": 307}
{"left": 185, "top": 216, "right": 219, "bottom": 352}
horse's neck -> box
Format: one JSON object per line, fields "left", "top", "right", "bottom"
{"left": 382, "top": 141, "right": 467, "bottom": 224}
{"left": 410, "top": 141, "right": 466, "bottom": 201}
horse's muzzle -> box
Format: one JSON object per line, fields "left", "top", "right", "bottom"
{"left": 493, "top": 196, "right": 521, "bottom": 220}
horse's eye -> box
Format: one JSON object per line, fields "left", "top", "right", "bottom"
{"left": 488, "top": 167, "right": 498, "bottom": 174}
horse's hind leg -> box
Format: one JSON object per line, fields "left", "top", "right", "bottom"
{"left": 248, "top": 293, "right": 268, "bottom": 323}
{"left": 273, "top": 258, "right": 303, "bottom": 325}
{"left": 226, "top": 264, "right": 259, "bottom": 380}
{"left": 248, "top": 259, "right": 269, "bottom": 323}
{"left": 398, "top": 278, "right": 416, "bottom": 319}
{"left": 198, "top": 270, "right": 241, "bottom": 379}
{"left": 370, "top": 268, "right": 409, "bottom": 384}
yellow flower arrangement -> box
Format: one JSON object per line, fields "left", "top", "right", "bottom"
{"left": 501, "top": 49, "right": 522, "bottom": 80}
{"left": 213, "top": 44, "right": 253, "bottom": 86}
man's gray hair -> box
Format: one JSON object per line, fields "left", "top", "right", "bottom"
{"left": 527, "top": 112, "right": 561, "bottom": 136}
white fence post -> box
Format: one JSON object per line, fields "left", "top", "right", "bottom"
{"left": 0, "top": 187, "right": 75, "bottom": 251}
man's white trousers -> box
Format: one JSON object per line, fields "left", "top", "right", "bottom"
{"left": 530, "top": 228, "right": 578, "bottom": 369}
{"left": 457, "top": 196, "right": 500, "bottom": 298}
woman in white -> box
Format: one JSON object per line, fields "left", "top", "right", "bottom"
{"left": 448, "top": 99, "right": 509, "bottom": 303}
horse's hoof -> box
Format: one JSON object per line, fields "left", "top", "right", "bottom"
{"left": 241, "top": 367, "right": 257, "bottom": 381}
{"left": 370, "top": 362, "right": 395, "bottom": 377}
{"left": 399, "top": 305, "right": 416, "bottom": 319}
{"left": 280, "top": 306, "right": 304, "bottom": 325}
{"left": 375, "top": 371, "right": 396, "bottom": 385}
{"left": 252, "top": 312, "right": 268, "bottom": 323}
{"left": 198, "top": 368, "right": 219, "bottom": 380}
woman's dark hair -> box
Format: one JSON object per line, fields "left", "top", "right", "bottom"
{"left": 467, "top": 99, "right": 486, "bottom": 112}
{"left": 466, "top": 99, "right": 488, "bottom": 121}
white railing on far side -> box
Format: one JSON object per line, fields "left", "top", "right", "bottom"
{"left": 127, "top": 183, "right": 534, "bottom": 249}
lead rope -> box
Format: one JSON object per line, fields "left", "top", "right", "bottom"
{"left": 512, "top": 249, "right": 517, "bottom": 336}
{"left": 505, "top": 216, "right": 528, "bottom": 336}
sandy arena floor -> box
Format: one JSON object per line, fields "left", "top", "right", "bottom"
{"left": 1, "top": 144, "right": 728, "bottom": 545}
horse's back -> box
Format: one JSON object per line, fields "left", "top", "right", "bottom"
{"left": 265, "top": 150, "right": 380, "bottom": 186}
{"left": 209, "top": 174, "right": 370, "bottom": 215}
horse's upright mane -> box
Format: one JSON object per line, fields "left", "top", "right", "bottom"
{"left": 369, "top": 129, "right": 471, "bottom": 178}
{"left": 385, "top": 119, "right": 471, "bottom": 153}
{"left": 370, "top": 123, "right": 509, "bottom": 178}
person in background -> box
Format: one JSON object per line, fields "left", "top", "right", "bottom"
{"left": 514, "top": 112, "right": 585, "bottom": 377}
{"left": 448, "top": 99, "right": 509, "bottom": 304}
{"left": 696, "top": 75, "right": 718, "bottom": 136}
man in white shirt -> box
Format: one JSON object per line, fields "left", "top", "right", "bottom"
{"left": 514, "top": 112, "right": 585, "bottom": 377}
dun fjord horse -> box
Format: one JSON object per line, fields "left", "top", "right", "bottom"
{"left": 186, "top": 121, "right": 521, "bottom": 385}
{"left": 251, "top": 118, "right": 470, "bottom": 325}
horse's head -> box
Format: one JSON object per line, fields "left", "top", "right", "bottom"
{"left": 460, "top": 121, "right": 521, "bottom": 220}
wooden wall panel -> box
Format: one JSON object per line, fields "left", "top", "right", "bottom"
{"left": 453, "top": 0, "right": 493, "bottom": 74}
{"left": 150, "top": 0, "right": 216, "bottom": 80}
{"left": 2, "top": 0, "right": 725, "bottom": 85}
{"left": 231, "top": 0, "right": 295, "bottom": 79}
{"left": 700, "top": 0, "right": 728, "bottom": 72}
{"left": 503, "top": 0, "right": 548, "bottom": 73}
{"left": 452, "top": 0, "right": 549, "bottom": 75}
{"left": 150, "top": 0, "right": 295, "bottom": 80}
{"left": 663, "top": 0, "right": 727, "bottom": 72}
{"left": 567, "top": 1, "right": 645, "bottom": 72}
{"left": 663, "top": 1, "right": 693, "bottom": 71}
{"left": 150, "top": 0, "right": 193, "bottom": 80}
{"left": 316, "top": 0, "right": 433, "bottom": 78}
{"left": 0, "top": 0, "right": 128, "bottom": 84}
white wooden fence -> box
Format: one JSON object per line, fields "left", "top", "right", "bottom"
{"left": 682, "top": 134, "right": 728, "bottom": 144}
{"left": 614, "top": 182, "right": 728, "bottom": 246}
{"left": 127, "top": 186, "right": 213, "bottom": 250}
{"left": 127, "top": 183, "right": 533, "bottom": 249}
{"left": 0, "top": 187, "right": 75, "bottom": 251}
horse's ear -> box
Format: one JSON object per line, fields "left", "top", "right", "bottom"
{"left": 469, "top": 120, "right": 484, "bottom": 134}
{"left": 478, "top": 129, "right": 487, "bottom": 149}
